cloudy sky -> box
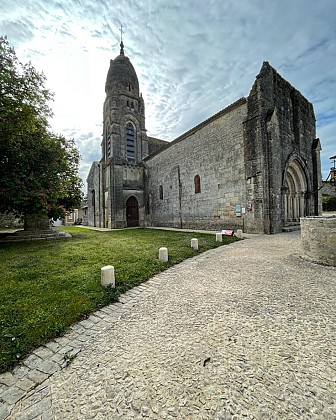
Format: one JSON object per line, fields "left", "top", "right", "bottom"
{"left": 1, "top": 0, "right": 335, "bottom": 187}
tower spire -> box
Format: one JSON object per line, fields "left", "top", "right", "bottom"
{"left": 119, "top": 25, "right": 124, "bottom": 55}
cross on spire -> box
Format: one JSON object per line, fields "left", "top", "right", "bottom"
{"left": 119, "top": 25, "right": 124, "bottom": 55}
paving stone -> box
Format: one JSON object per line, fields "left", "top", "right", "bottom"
{"left": 87, "top": 315, "right": 101, "bottom": 324}
{"left": 44, "top": 341, "right": 61, "bottom": 353}
{"left": 37, "top": 360, "right": 60, "bottom": 375}
{"left": 53, "top": 336, "right": 71, "bottom": 347}
{"left": 90, "top": 323, "right": 104, "bottom": 332}
{"left": 65, "top": 339, "right": 84, "bottom": 349}
{"left": 0, "top": 385, "right": 26, "bottom": 405}
{"left": 51, "top": 352, "right": 66, "bottom": 365}
{"left": 0, "top": 372, "right": 16, "bottom": 387}
{"left": 69, "top": 323, "right": 87, "bottom": 334}
{"left": 73, "top": 334, "right": 92, "bottom": 343}
{"left": 16, "top": 377, "right": 36, "bottom": 392}
{"left": 78, "top": 319, "right": 94, "bottom": 329}
{"left": 23, "top": 354, "right": 43, "bottom": 370}
{"left": 33, "top": 346, "right": 55, "bottom": 361}
{"left": 0, "top": 403, "right": 9, "bottom": 420}
{"left": 13, "top": 369, "right": 31, "bottom": 385}
{"left": 95, "top": 320, "right": 113, "bottom": 330}
{"left": 27, "top": 369, "right": 48, "bottom": 384}
{"left": 56, "top": 345, "right": 75, "bottom": 355}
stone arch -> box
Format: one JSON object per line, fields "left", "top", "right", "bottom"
{"left": 126, "top": 195, "right": 139, "bottom": 227}
{"left": 125, "top": 121, "right": 136, "bottom": 158}
{"left": 283, "top": 157, "right": 310, "bottom": 223}
{"left": 120, "top": 115, "right": 141, "bottom": 161}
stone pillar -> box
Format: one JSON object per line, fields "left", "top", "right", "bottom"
{"left": 191, "top": 238, "right": 198, "bottom": 250}
{"left": 101, "top": 265, "right": 115, "bottom": 288}
{"left": 159, "top": 247, "right": 168, "bottom": 262}
{"left": 300, "top": 193, "right": 305, "bottom": 217}
{"left": 293, "top": 194, "right": 298, "bottom": 221}
{"left": 284, "top": 194, "right": 288, "bottom": 222}
{"left": 288, "top": 195, "right": 293, "bottom": 221}
{"left": 236, "top": 229, "right": 243, "bottom": 238}
{"left": 216, "top": 233, "right": 222, "bottom": 242}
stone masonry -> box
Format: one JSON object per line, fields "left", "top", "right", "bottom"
{"left": 86, "top": 42, "right": 322, "bottom": 233}
{"left": 145, "top": 99, "right": 247, "bottom": 232}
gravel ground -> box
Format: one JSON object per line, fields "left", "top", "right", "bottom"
{"left": 3, "top": 231, "right": 336, "bottom": 419}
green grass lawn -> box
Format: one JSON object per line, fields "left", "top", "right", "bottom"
{"left": 0, "top": 227, "right": 239, "bottom": 372}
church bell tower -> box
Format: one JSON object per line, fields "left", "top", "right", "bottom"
{"left": 101, "top": 31, "right": 149, "bottom": 228}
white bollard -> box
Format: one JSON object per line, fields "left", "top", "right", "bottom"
{"left": 159, "top": 247, "right": 168, "bottom": 262}
{"left": 237, "top": 229, "right": 243, "bottom": 238}
{"left": 191, "top": 238, "right": 198, "bottom": 250}
{"left": 101, "top": 265, "right": 115, "bottom": 288}
{"left": 216, "top": 233, "right": 222, "bottom": 242}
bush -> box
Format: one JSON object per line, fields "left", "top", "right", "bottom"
{"left": 322, "top": 195, "right": 336, "bottom": 211}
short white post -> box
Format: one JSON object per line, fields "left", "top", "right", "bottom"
{"left": 216, "top": 233, "right": 222, "bottom": 242}
{"left": 237, "top": 229, "right": 243, "bottom": 238}
{"left": 159, "top": 247, "right": 168, "bottom": 262}
{"left": 191, "top": 238, "right": 198, "bottom": 250}
{"left": 101, "top": 265, "right": 115, "bottom": 288}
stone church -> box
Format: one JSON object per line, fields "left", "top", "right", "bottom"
{"left": 86, "top": 40, "right": 322, "bottom": 234}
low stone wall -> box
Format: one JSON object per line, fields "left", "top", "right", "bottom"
{"left": 300, "top": 216, "right": 336, "bottom": 266}
{"left": 0, "top": 212, "right": 22, "bottom": 228}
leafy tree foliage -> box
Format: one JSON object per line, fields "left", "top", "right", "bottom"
{"left": 322, "top": 195, "right": 336, "bottom": 211}
{"left": 0, "top": 37, "right": 83, "bottom": 224}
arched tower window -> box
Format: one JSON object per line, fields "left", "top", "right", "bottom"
{"left": 194, "top": 175, "right": 201, "bottom": 193}
{"left": 159, "top": 185, "right": 163, "bottom": 200}
{"left": 125, "top": 122, "right": 135, "bottom": 158}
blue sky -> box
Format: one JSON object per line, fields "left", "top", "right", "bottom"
{"left": 1, "top": 0, "right": 335, "bottom": 186}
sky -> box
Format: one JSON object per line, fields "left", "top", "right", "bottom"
{"left": 1, "top": 0, "right": 335, "bottom": 189}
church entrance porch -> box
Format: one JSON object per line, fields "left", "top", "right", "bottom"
{"left": 126, "top": 196, "right": 139, "bottom": 227}
{"left": 283, "top": 159, "right": 309, "bottom": 225}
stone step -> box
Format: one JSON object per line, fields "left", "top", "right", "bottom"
{"left": 282, "top": 224, "right": 301, "bottom": 232}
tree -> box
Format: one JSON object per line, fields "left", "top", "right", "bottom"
{"left": 0, "top": 37, "right": 83, "bottom": 228}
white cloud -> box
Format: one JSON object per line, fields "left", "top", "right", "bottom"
{"left": 1, "top": 0, "right": 335, "bottom": 184}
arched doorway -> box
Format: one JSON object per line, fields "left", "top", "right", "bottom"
{"left": 126, "top": 196, "right": 139, "bottom": 227}
{"left": 284, "top": 160, "right": 308, "bottom": 223}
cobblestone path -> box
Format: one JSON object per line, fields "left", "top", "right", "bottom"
{"left": 1, "top": 231, "right": 335, "bottom": 419}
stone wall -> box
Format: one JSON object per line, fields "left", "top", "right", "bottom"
{"left": 244, "top": 62, "right": 320, "bottom": 233}
{"left": 86, "top": 161, "right": 101, "bottom": 227}
{"left": 321, "top": 181, "right": 336, "bottom": 197}
{"left": 0, "top": 212, "right": 22, "bottom": 228}
{"left": 145, "top": 99, "right": 248, "bottom": 231}
{"left": 148, "top": 136, "right": 169, "bottom": 156}
{"left": 301, "top": 216, "right": 336, "bottom": 266}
